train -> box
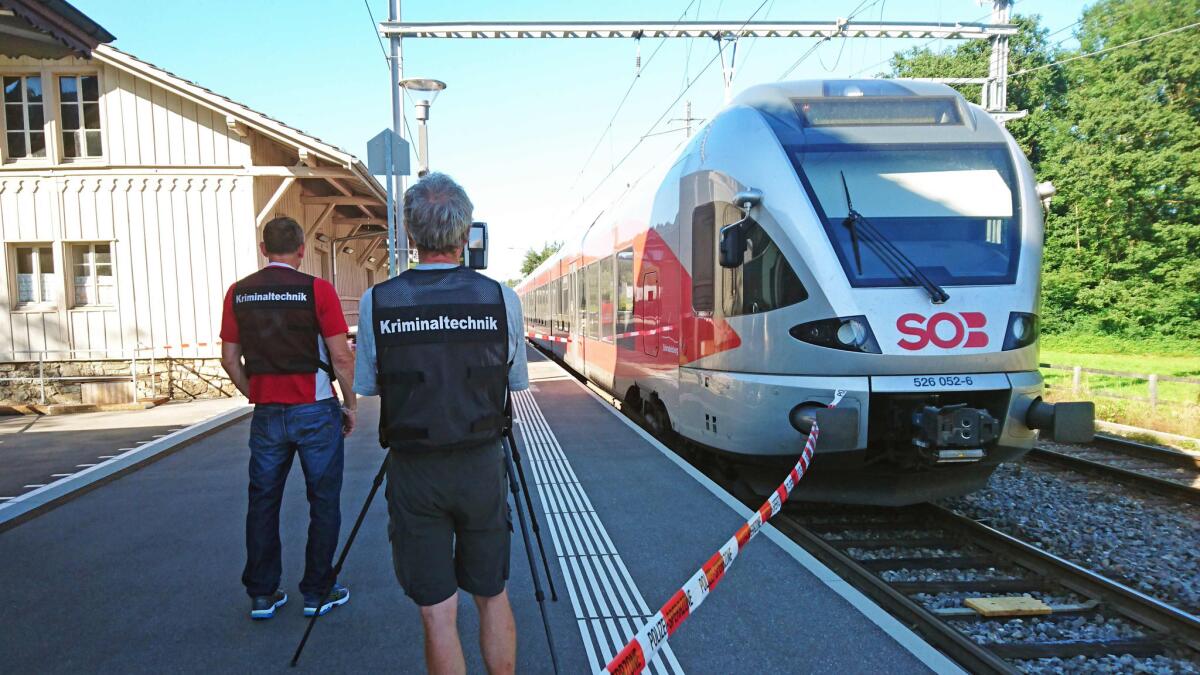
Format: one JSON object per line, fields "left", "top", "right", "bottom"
{"left": 516, "top": 79, "right": 1093, "bottom": 506}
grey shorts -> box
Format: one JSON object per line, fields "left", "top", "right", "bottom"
{"left": 384, "top": 440, "right": 511, "bottom": 606}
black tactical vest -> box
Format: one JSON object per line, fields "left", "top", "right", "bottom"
{"left": 232, "top": 265, "right": 332, "bottom": 376}
{"left": 372, "top": 266, "right": 509, "bottom": 453}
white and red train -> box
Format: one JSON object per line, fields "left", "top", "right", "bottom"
{"left": 517, "top": 79, "right": 1092, "bottom": 505}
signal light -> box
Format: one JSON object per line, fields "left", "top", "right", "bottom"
{"left": 790, "top": 316, "right": 881, "bottom": 354}
{"left": 1002, "top": 312, "right": 1038, "bottom": 351}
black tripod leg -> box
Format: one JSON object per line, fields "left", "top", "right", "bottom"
{"left": 290, "top": 455, "right": 389, "bottom": 668}
{"left": 506, "top": 428, "right": 558, "bottom": 601}
{"left": 503, "top": 438, "right": 562, "bottom": 675}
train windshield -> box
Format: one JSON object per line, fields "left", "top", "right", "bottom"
{"left": 791, "top": 144, "right": 1021, "bottom": 287}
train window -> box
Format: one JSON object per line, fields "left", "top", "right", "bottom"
{"left": 560, "top": 275, "right": 570, "bottom": 333}
{"left": 551, "top": 278, "right": 559, "bottom": 331}
{"left": 691, "top": 203, "right": 715, "bottom": 313}
{"left": 586, "top": 262, "right": 600, "bottom": 339}
{"left": 719, "top": 206, "right": 808, "bottom": 316}
{"left": 792, "top": 143, "right": 1021, "bottom": 287}
{"left": 793, "top": 96, "right": 963, "bottom": 127}
{"left": 616, "top": 248, "right": 635, "bottom": 336}
{"left": 598, "top": 255, "right": 615, "bottom": 340}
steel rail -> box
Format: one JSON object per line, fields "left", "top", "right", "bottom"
{"left": 770, "top": 512, "right": 1018, "bottom": 675}
{"left": 1093, "top": 433, "right": 1200, "bottom": 470}
{"left": 1026, "top": 447, "right": 1200, "bottom": 505}
{"left": 926, "top": 504, "right": 1200, "bottom": 652}
{"left": 774, "top": 504, "right": 1200, "bottom": 672}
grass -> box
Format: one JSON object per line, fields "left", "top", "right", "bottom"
{"left": 1039, "top": 333, "right": 1200, "bottom": 440}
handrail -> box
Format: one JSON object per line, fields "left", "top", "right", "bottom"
{"left": 0, "top": 346, "right": 156, "bottom": 406}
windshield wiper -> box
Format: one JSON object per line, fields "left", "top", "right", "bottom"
{"left": 839, "top": 171, "right": 950, "bottom": 304}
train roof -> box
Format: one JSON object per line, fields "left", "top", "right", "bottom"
{"left": 732, "top": 79, "right": 1009, "bottom": 146}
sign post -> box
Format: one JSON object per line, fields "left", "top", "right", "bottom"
{"left": 367, "top": 129, "right": 410, "bottom": 277}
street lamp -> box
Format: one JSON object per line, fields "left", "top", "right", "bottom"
{"left": 399, "top": 77, "right": 446, "bottom": 177}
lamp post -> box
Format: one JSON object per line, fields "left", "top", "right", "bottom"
{"left": 399, "top": 77, "right": 446, "bottom": 176}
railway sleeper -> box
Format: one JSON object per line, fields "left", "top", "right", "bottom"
{"left": 858, "top": 555, "right": 998, "bottom": 571}
{"left": 891, "top": 579, "right": 1054, "bottom": 594}
{"left": 933, "top": 600, "right": 1101, "bottom": 619}
{"left": 829, "top": 536, "right": 959, "bottom": 550}
{"left": 984, "top": 637, "right": 1168, "bottom": 660}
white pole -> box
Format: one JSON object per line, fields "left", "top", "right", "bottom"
{"left": 389, "top": 0, "right": 406, "bottom": 273}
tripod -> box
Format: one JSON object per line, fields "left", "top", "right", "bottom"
{"left": 290, "top": 455, "right": 388, "bottom": 667}
{"left": 503, "top": 422, "right": 561, "bottom": 674}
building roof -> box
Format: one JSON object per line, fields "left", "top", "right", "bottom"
{"left": 0, "top": 0, "right": 114, "bottom": 57}
{"left": 92, "top": 44, "right": 387, "bottom": 208}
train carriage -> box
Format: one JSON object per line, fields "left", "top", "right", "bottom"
{"left": 517, "top": 79, "right": 1093, "bottom": 505}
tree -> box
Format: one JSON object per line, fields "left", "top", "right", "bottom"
{"left": 889, "top": 3, "right": 1200, "bottom": 341}
{"left": 1038, "top": 0, "right": 1200, "bottom": 339}
{"left": 888, "top": 14, "right": 1068, "bottom": 171}
{"left": 520, "top": 241, "right": 563, "bottom": 276}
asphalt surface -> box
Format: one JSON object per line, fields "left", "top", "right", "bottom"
{"left": 0, "top": 399, "right": 239, "bottom": 499}
{"left": 0, "top": 397, "right": 585, "bottom": 674}
{"left": 527, "top": 351, "right": 936, "bottom": 675}
{"left": 1, "top": 352, "right": 941, "bottom": 673}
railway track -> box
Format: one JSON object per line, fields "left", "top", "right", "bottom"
{"left": 529, "top": 343, "right": 1200, "bottom": 672}
{"left": 1028, "top": 434, "right": 1200, "bottom": 504}
{"left": 771, "top": 503, "right": 1200, "bottom": 674}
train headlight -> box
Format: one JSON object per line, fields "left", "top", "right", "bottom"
{"left": 1002, "top": 312, "right": 1039, "bottom": 351}
{"left": 790, "top": 316, "right": 882, "bottom": 354}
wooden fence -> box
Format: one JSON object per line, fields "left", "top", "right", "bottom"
{"left": 1040, "top": 363, "right": 1200, "bottom": 410}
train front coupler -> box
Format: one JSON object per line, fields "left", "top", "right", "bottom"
{"left": 1021, "top": 397, "right": 1095, "bottom": 444}
{"left": 911, "top": 403, "right": 1000, "bottom": 464}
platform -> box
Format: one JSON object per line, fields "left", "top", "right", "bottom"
{"left": 0, "top": 346, "right": 959, "bottom": 673}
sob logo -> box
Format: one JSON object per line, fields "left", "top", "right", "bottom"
{"left": 897, "top": 312, "right": 988, "bottom": 350}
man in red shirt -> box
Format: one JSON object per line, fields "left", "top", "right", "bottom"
{"left": 219, "top": 216, "right": 357, "bottom": 620}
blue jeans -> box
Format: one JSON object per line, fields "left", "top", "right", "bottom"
{"left": 242, "top": 398, "right": 344, "bottom": 602}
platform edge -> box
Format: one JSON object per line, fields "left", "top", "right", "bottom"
{"left": 546, "top": 362, "right": 967, "bottom": 675}
{"left": 0, "top": 403, "right": 253, "bottom": 531}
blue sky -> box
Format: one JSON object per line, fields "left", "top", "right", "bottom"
{"left": 73, "top": 0, "right": 1092, "bottom": 280}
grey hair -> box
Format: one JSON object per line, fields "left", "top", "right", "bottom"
{"left": 403, "top": 172, "right": 474, "bottom": 253}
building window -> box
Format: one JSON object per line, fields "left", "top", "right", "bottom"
{"left": 3, "top": 76, "right": 45, "bottom": 159}
{"left": 13, "top": 245, "right": 56, "bottom": 306}
{"left": 70, "top": 243, "right": 114, "bottom": 307}
{"left": 59, "top": 75, "right": 102, "bottom": 158}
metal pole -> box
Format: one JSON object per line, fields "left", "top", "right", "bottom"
{"left": 417, "top": 116, "right": 429, "bottom": 175}
{"left": 385, "top": 131, "right": 396, "bottom": 278}
{"left": 130, "top": 348, "right": 138, "bottom": 403}
{"left": 38, "top": 352, "right": 45, "bottom": 405}
{"left": 389, "top": 0, "right": 406, "bottom": 273}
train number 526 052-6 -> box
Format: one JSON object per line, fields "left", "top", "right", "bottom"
{"left": 912, "top": 376, "right": 975, "bottom": 388}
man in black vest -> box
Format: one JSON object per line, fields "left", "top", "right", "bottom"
{"left": 219, "top": 216, "right": 358, "bottom": 620}
{"left": 354, "top": 173, "right": 528, "bottom": 675}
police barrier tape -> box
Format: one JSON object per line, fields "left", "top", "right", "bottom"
{"left": 600, "top": 389, "right": 848, "bottom": 675}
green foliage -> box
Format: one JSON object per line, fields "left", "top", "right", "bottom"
{"left": 889, "top": 2, "right": 1200, "bottom": 342}
{"left": 520, "top": 241, "right": 563, "bottom": 276}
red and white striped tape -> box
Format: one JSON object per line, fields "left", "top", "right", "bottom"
{"left": 600, "top": 389, "right": 848, "bottom": 675}
{"left": 525, "top": 325, "right": 674, "bottom": 344}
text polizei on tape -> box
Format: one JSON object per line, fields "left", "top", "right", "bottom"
{"left": 601, "top": 389, "right": 848, "bottom": 675}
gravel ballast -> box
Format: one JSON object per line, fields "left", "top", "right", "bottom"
{"left": 941, "top": 461, "right": 1200, "bottom": 614}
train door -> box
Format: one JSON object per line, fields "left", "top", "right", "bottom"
{"left": 641, "top": 270, "right": 659, "bottom": 357}
{"left": 688, "top": 201, "right": 718, "bottom": 361}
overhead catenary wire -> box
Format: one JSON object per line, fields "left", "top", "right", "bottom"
{"left": 846, "top": 9, "right": 993, "bottom": 78}
{"left": 572, "top": 0, "right": 772, "bottom": 215}
{"left": 362, "top": 0, "right": 421, "bottom": 165}
{"left": 568, "top": 0, "right": 700, "bottom": 196}
{"left": 779, "top": 0, "right": 882, "bottom": 80}
{"left": 1009, "top": 20, "right": 1200, "bottom": 78}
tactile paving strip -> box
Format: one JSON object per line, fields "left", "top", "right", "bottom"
{"left": 512, "top": 389, "right": 685, "bottom": 675}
